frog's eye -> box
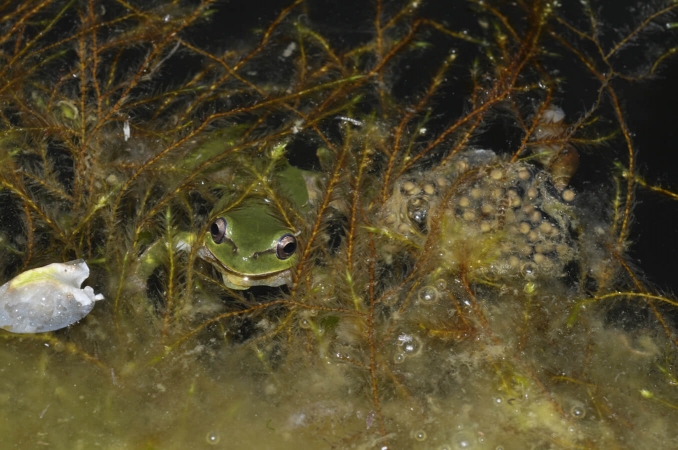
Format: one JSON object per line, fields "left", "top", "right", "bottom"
{"left": 210, "top": 217, "right": 227, "bottom": 244}
{"left": 276, "top": 234, "right": 297, "bottom": 260}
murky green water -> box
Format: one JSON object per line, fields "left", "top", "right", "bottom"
{"left": 2, "top": 1, "right": 678, "bottom": 448}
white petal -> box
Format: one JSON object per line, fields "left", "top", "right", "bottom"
{"left": 0, "top": 260, "right": 104, "bottom": 334}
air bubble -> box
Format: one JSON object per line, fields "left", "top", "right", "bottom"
{"left": 570, "top": 404, "right": 586, "bottom": 419}
{"left": 521, "top": 262, "right": 538, "bottom": 279}
{"left": 206, "top": 431, "right": 221, "bottom": 445}
{"left": 402, "top": 336, "right": 422, "bottom": 356}
{"left": 394, "top": 353, "right": 405, "bottom": 364}
{"left": 299, "top": 318, "right": 312, "bottom": 329}
{"left": 408, "top": 197, "right": 430, "bottom": 231}
{"left": 413, "top": 429, "right": 427, "bottom": 441}
{"left": 418, "top": 286, "right": 439, "bottom": 304}
{"left": 453, "top": 430, "right": 476, "bottom": 449}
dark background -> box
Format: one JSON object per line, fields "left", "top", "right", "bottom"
{"left": 204, "top": 0, "right": 678, "bottom": 293}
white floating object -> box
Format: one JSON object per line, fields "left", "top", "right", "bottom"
{"left": 123, "top": 118, "right": 131, "bottom": 141}
{"left": 0, "top": 259, "right": 104, "bottom": 334}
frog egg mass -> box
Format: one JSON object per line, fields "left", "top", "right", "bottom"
{"left": 380, "top": 150, "right": 577, "bottom": 281}
{"left": 0, "top": 259, "right": 104, "bottom": 333}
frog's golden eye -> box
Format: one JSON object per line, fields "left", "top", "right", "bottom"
{"left": 276, "top": 234, "right": 297, "bottom": 260}
{"left": 210, "top": 217, "right": 227, "bottom": 244}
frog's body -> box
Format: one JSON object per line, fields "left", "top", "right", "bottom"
{"left": 139, "top": 154, "right": 317, "bottom": 290}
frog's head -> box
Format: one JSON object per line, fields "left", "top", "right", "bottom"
{"left": 201, "top": 203, "right": 298, "bottom": 290}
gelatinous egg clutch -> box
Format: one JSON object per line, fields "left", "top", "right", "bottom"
{"left": 0, "top": 260, "right": 104, "bottom": 333}
{"left": 380, "top": 149, "right": 578, "bottom": 281}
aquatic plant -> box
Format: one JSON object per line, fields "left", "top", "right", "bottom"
{"left": 1, "top": 0, "right": 678, "bottom": 448}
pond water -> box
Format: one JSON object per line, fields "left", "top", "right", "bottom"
{"left": 1, "top": 1, "right": 678, "bottom": 448}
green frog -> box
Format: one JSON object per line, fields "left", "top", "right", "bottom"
{"left": 138, "top": 141, "right": 319, "bottom": 290}
{"left": 196, "top": 160, "right": 315, "bottom": 290}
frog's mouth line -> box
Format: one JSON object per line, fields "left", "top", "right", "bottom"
{"left": 202, "top": 247, "right": 293, "bottom": 289}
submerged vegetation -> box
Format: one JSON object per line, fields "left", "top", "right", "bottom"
{"left": 2, "top": 0, "right": 678, "bottom": 447}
